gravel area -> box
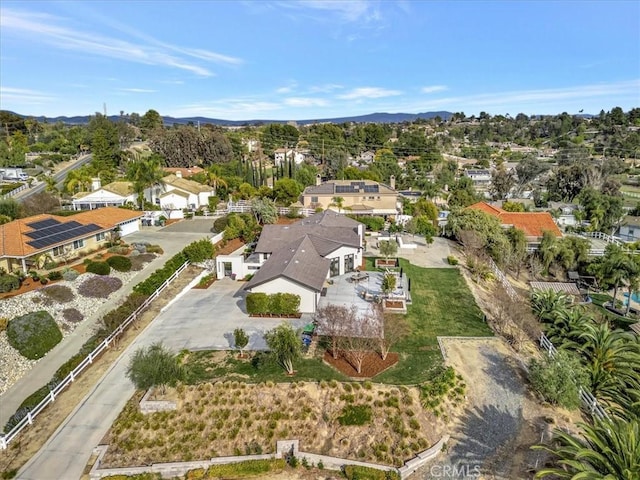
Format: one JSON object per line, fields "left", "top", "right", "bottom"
{"left": 421, "top": 338, "right": 526, "bottom": 479}
{"left": 0, "top": 268, "right": 142, "bottom": 395}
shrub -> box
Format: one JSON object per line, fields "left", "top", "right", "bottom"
{"left": 86, "top": 261, "right": 111, "bottom": 275}
{"left": 62, "top": 269, "right": 80, "bottom": 281}
{"left": 183, "top": 238, "right": 215, "bottom": 263}
{"left": 41, "top": 285, "right": 74, "bottom": 303}
{"left": 134, "top": 252, "right": 187, "bottom": 295}
{"left": 348, "top": 215, "right": 385, "bottom": 231}
{"left": 6, "top": 311, "right": 62, "bottom": 359}
{"left": 130, "top": 253, "right": 155, "bottom": 271}
{"left": 213, "top": 215, "right": 229, "bottom": 234}
{"left": 446, "top": 255, "right": 459, "bottom": 266}
{"left": 205, "top": 459, "right": 286, "bottom": 478}
{"left": 0, "top": 317, "right": 8, "bottom": 332}
{"left": 78, "top": 276, "right": 123, "bottom": 298}
{"left": 107, "top": 255, "right": 132, "bottom": 272}
{"left": 126, "top": 342, "right": 185, "bottom": 392}
{"left": 0, "top": 275, "right": 20, "bottom": 292}
{"left": 145, "top": 244, "right": 163, "bottom": 254}
{"left": 246, "top": 292, "right": 269, "bottom": 315}
{"left": 39, "top": 278, "right": 48, "bottom": 285}
{"left": 43, "top": 261, "right": 57, "bottom": 270}
{"left": 528, "top": 350, "right": 587, "bottom": 410}
{"left": 47, "top": 270, "right": 63, "bottom": 281}
{"left": 62, "top": 308, "right": 84, "bottom": 323}
{"left": 3, "top": 385, "right": 50, "bottom": 433}
{"left": 343, "top": 466, "right": 399, "bottom": 480}
{"left": 338, "top": 404, "right": 372, "bottom": 426}
{"left": 101, "top": 292, "right": 149, "bottom": 333}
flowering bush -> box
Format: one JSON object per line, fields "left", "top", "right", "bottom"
{"left": 41, "top": 285, "right": 74, "bottom": 303}
{"left": 62, "top": 308, "right": 84, "bottom": 324}
{"left": 77, "top": 275, "right": 123, "bottom": 298}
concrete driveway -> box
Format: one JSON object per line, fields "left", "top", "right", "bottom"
{"left": 159, "top": 218, "right": 218, "bottom": 234}
{"left": 18, "top": 277, "right": 307, "bottom": 480}
{"left": 154, "top": 277, "right": 309, "bottom": 351}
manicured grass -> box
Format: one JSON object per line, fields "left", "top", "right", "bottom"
{"left": 374, "top": 259, "right": 492, "bottom": 383}
{"left": 184, "top": 350, "right": 349, "bottom": 384}
{"left": 184, "top": 258, "right": 491, "bottom": 385}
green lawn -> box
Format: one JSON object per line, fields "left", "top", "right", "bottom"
{"left": 183, "top": 258, "right": 492, "bottom": 385}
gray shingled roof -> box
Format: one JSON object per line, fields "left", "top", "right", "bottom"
{"left": 302, "top": 180, "right": 396, "bottom": 196}
{"left": 255, "top": 211, "right": 361, "bottom": 254}
{"left": 244, "top": 236, "right": 330, "bottom": 292}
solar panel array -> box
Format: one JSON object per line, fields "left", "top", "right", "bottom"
{"left": 26, "top": 218, "right": 60, "bottom": 230}
{"left": 334, "top": 182, "right": 378, "bottom": 194}
{"left": 25, "top": 220, "right": 103, "bottom": 250}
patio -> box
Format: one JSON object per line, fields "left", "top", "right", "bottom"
{"left": 319, "top": 268, "right": 411, "bottom": 316}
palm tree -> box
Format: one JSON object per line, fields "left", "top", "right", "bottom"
{"left": 64, "top": 168, "right": 92, "bottom": 194}
{"left": 205, "top": 166, "right": 228, "bottom": 196}
{"left": 329, "top": 196, "right": 345, "bottom": 213}
{"left": 578, "top": 322, "right": 640, "bottom": 400}
{"left": 530, "top": 290, "right": 572, "bottom": 323}
{"left": 126, "top": 156, "right": 165, "bottom": 210}
{"left": 43, "top": 175, "right": 61, "bottom": 206}
{"left": 533, "top": 418, "right": 640, "bottom": 479}
{"left": 547, "top": 307, "right": 592, "bottom": 348}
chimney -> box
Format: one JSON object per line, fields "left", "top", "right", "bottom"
{"left": 91, "top": 178, "right": 101, "bottom": 191}
{"left": 315, "top": 174, "right": 322, "bottom": 186}
{"left": 389, "top": 175, "right": 396, "bottom": 190}
{"left": 176, "top": 170, "right": 182, "bottom": 178}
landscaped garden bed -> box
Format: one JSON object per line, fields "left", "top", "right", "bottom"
{"left": 375, "top": 258, "right": 398, "bottom": 269}
{"left": 323, "top": 351, "right": 399, "bottom": 378}
{"left": 101, "top": 381, "right": 441, "bottom": 469}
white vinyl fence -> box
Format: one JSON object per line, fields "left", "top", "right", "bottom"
{"left": 0, "top": 261, "right": 190, "bottom": 450}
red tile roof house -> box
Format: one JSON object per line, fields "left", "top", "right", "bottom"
{"left": 0, "top": 207, "right": 143, "bottom": 273}
{"left": 467, "top": 202, "right": 562, "bottom": 251}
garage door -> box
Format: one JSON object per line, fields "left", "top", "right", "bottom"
{"left": 118, "top": 219, "right": 140, "bottom": 237}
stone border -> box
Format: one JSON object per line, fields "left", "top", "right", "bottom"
{"left": 89, "top": 436, "right": 449, "bottom": 479}
{"left": 138, "top": 388, "right": 177, "bottom": 415}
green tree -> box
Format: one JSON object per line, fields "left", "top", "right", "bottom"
{"left": 489, "top": 165, "right": 515, "bottom": 200}
{"left": 415, "top": 215, "right": 437, "bottom": 244}
{"left": 272, "top": 178, "right": 302, "bottom": 205}
{"left": 139, "top": 109, "right": 163, "bottom": 135}
{"left": 264, "top": 323, "right": 301, "bottom": 375}
{"left": 126, "top": 154, "right": 166, "bottom": 210}
{"left": 528, "top": 350, "right": 587, "bottom": 409}
{"left": 125, "top": 342, "right": 185, "bottom": 394}
{"left": 0, "top": 198, "right": 21, "bottom": 220}
{"left": 251, "top": 197, "right": 278, "bottom": 224}
{"left": 204, "top": 166, "right": 228, "bottom": 197}
{"left": 379, "top": 239, "right": 398, "bottom": 260}
{"left": 233, "top": 328, "right": 249, "bottom": 358}
{"left": 533, "top": 418, "right": 640, "bottom": 480}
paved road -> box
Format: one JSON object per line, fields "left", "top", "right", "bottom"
{"left": 17, "top": 276, "right": 304, "bottom": 479}
{"left": 0, "top": 228, "right": 206, "bottom": 427}
{"left": 14, "top": 154, "right": 94, "bottom": 201}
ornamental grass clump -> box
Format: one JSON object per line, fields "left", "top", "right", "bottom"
{"left": 78, "top": 275, "right": 123, "bottom": 298}
{"left": 40, "top": 284, "right": 75, "bottom": 303}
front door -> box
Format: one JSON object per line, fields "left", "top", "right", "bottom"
{"left": 345, "top": 254, "right": 355, "bottom": 272}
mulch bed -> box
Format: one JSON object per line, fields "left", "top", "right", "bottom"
{"left": 276, "top": 216, "right": 301, "bottom": 225}
{"left": 193, "top": 277, "right": 215, "bottom": 289}
{"left": 323, "top": 350, "right": 399, "bottom": 379}
{"left": 215, "top": 238, "right": 245, "bottom": 255}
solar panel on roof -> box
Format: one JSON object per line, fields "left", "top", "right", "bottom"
{"left": 27, "top": 218, "right": 60, "bottom": 229}
{"left": 26, "top": 223, "right": 103, "bottom": 249}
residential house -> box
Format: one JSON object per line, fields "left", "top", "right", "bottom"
{"left": 464, "top": 169, "right": 492, "bottom": 195}
{"left": 72, "top": 179, "right": 137, "bottom": 210}
{"left": 467, "top": 201, "right": 562, "bottom": 250}
{"left": 274, "top": 148, "right": 305, "bottom": 166}
{"left": 0, "top": 207, "right": 142, "bottom": 273}
{"left": 154, "top": 174, "right": 215, "bottom": 211}
{"left": 301, "top": 177, "right": 398, "bottom": 215}
{"left": 217, "top": 211, "right": 364, "bottom": 313}
{"left": 358, "top": 150, "right": 376, "bottom": 164}
{"left": 162, "top": 166, "right": 204, "bottom": 178}
{"left": 617, "top": 216, "right": 640, "bottom": 242}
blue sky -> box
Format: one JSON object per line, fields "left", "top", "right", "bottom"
{"left": 1, "top": 1, "right": 639, "bottom": 120}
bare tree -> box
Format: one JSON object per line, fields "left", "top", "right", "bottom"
{"left": 373, "top": 304, "right": 409, "bottom": 360}
{"left": 458, "top": 230, "right": 484, "bottom": 259}
{"left": 314, "top": 304, "right": 357, "bottom": 359}
{"left": 342, "top": 310, "right": 377, "bottom": 374}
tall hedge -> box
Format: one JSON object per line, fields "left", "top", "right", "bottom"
{"left": 6, "top": 311, "right": 62, "bottom": 359}
{"left": 133, "top": 252, "right": 187, "bottom": 295}
{"left": 107, "top": 255, "right": 132, "bottom": 272}
{"left": 246, "top": 292, "right": 300, "bottom": 315}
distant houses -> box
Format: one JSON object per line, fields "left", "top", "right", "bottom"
{"left": 301, "top": 178, "right": 398, "bottom": 215}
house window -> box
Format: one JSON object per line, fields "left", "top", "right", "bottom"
{"left": 73, "top": 239, "right": 84, "bottom": 250}
{"left": 311, "top": 196, "right": 318, "bottom": 203}
{"left": 330, "top": 257, "right": 340, "bottom": 277}
{"left": 96, "top": 232, "right": 106, "bottom": 241}
{"left": 52, "top": 246, "right": 64, "bottom": 256}
{"left": 345, "top": 254, "right": 355, "bottom": 272}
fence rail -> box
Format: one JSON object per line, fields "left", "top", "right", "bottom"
{"left": 539, "top": 332, "right": 609, "bottom": 421}
{"left": 1, "top": 183, "right": 28, "bottom": 199}
{"left": 486, "top": 257, "right": 518, "bottom": 300}
{"left": 0, "top": 261, "right": 191, "bottom": 450}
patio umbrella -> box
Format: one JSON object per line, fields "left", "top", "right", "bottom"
{"left": 408, "top": 278, "right": 411, "bottom": 291}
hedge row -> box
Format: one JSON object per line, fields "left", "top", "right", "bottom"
{"left": 133, "top": 252, "right": 187, "bottom": 295}
{"left": 245, "top": 292, "right": 300, "bottom": 316}
{"left": 348, "top": 215, "right": 384, "bottom": 231}
{"left": 343, "top": 465, "right": 400, "bottom": 480}
{"left": 186, "top": 459, "right": 286, "bottom": 479}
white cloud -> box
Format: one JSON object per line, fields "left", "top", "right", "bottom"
{"left": 421, "top": 85, "right": 448, "bottom": 94}
{"left": 338, "top": 87, "right": 403, "bottom": 100}
{"left": 173, "top": 98, "right": 283, "bottom": 120}
{"left": 0, "top": 87, "right": 55, "bottom": 104}
{"left": 275, "top": 0, "right": 377, "bottom": 23}
{"left": 309, "top": 83, "right": 344, "bottom": 93}
{"left": 284, "top": 97, "right": 328, "bottom": 107}
{"left": 0, "top": 8, "right": 243, "bottom": 77}
{"left": 276, "top": 81, "right": 298, "bottom": 94}
{"left": 120, "top": 88, "right": 157, "bottom": 93}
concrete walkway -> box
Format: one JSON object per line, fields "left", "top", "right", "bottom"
{"left": 17, "top": 276, "right": 303, "bottom": 479}
{"left": 366, "top": 235, "right": 455, "bottom": 268}
{"left": 0, "top": 229, "right": 205, "bottom": 427}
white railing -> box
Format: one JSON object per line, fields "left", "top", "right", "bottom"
{"left": 538, "top": 332, "right": 609, "bottom": 421}
{"left": 581, "top": 231, "right": 622, "bottom": 246}
{"left": 486, "top": 257, "right": 518, "bottom": 300}
{"left": 225, "top": 200, "right": 315, "bottom": 217}
{"left": 1, "top": 183, "right": 28, "bottom": 199}
{"left": 0, "top": 261, "right": 190, "bottom": 450}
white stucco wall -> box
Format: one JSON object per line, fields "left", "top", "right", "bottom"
{"left": 249, "top": 277, "right": 320, "bottom": 313}
{"left": 325, "top": 245, "right": 362, "bottom": 275}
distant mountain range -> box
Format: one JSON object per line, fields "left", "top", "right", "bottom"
{"left": 8, "top": 111, "right": 455, "bottom": 126}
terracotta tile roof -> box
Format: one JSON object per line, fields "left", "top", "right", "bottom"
{"left": 467, "top": 202, "right": 562, "bottom": 238}
{"left": 162, "top": 166, "right": 204, "bottom": 178}
{"left": 0, "top": 207, "right": 142, "bottom": 258}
